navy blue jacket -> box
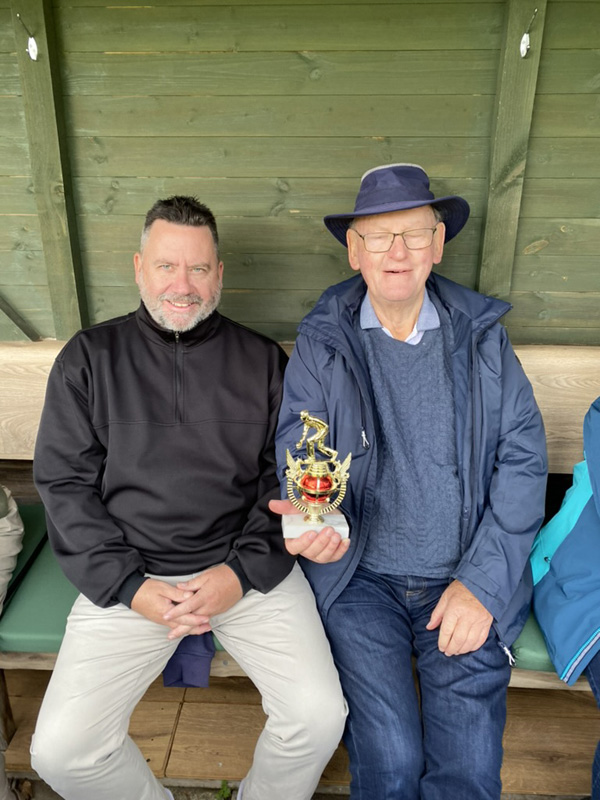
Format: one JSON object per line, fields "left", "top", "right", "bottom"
{"left": 531, "top": 397, "right": 600, "bottom": 684}
{"left": 276, "top": 273, "right": 547, "bottom": 646}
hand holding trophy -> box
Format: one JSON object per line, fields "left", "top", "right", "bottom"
{"left": 282, "top": 411, "right": 351, "bottom": 539}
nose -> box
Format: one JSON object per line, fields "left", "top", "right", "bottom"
{"left": 170, "top": 267, "right": 194, "bottom": 295}
{"left": 388, "top": 233, "right": 409, "bottom": 260}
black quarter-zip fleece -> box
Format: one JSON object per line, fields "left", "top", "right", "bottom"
{"left": 34, "top": 304, "right": 293, "bottom": 608}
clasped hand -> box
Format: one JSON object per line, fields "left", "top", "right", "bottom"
{"left": 131, "top": 564, "right": 243, "bottom": 640}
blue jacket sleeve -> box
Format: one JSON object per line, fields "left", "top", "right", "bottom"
{"left": 453, "top": 333, "right": 548, "bottom": 620}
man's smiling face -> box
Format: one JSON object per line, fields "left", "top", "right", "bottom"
{"left": 346, "top": 205, "right": 444, "bottom": 313}
{"left": 134, "top": 219, "right": 223, "bottom": 332}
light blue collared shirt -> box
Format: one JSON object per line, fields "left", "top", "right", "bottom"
{"left": 360, "top": 289, "right": 440, "bottom": 345}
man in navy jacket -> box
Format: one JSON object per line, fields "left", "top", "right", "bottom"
{"left": 273, "top": 165, "right": 547, "bottom": 800}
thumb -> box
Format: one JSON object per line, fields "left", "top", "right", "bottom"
{"left": 426, "top": 596, "right": 446, "bottom": 630}
{"left": 268, "top": 498, "right": 300, "bottom": 516}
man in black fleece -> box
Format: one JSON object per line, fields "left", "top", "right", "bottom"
{"left": 31, "top": 196, "right": 346, "bottom": 800}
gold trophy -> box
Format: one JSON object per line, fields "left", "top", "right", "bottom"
{"left": 282, "top": 411, "right": 351, "bottom": 539}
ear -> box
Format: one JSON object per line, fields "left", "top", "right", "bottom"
{"left": 346, "top": 229, "right": 361, "bottom": 272}
{"left": 432, "top": 222, "right": 445, "bottom": 265}
{"left": 217, "top": 260, "right": 224, "bottom": 281}
{"left": 133, "top": 252, "right": 142, "bottom": 285}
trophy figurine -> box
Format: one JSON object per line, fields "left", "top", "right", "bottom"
{"left": 282, "top": 411, "right": 351, "bottom": 539}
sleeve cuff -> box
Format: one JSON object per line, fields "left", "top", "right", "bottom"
{"left": 451, "top": 566, "right": 506, "bottom": 621}
{"left": 225, "top": 555, "right": 253, "bottom": 595}
{"left": 117, "top": 572, "right": 148, "bottom": 607}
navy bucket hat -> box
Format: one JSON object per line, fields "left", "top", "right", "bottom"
{"left": 324, "top": 163, "right": 470, "bottom": 247}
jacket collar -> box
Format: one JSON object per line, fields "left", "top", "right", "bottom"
{"left": 135, "top": 302, "right": 222, "bottom": 347}
{"left": 298, "top": 272, "right": 511, "bottom": 348}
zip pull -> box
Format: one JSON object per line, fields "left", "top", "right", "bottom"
{"left": 174, "top": 332, "right": 180, "bottom": 343}
{"left": 361, "top": 429, "right": 370, "bottom": 450}
{"left": 498, "top": 641, "right": 516, "bottom": 666}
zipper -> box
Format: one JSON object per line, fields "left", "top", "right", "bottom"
{"left": 462, "top": 328, "right": 487, "bottom": 544}
{"left": 174, "top": 332, "right": 183, "bottom": 423}
{"left": 498, "top": 640, "right": 516, "bottom": 666}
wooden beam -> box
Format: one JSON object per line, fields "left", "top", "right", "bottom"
{"left": 478, "top": 1, "right": 548, "bottom": 299}
{"left": 0, "top": 293, "right": 41, "bottom": 342}
{"left": 10, "top": 0, "right": 89, "bottom": 339}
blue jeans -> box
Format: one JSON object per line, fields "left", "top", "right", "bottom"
{"left": 585, "top": 651, "right": 600, "bottom": 800}
{"left": 325, "top": 568, "right": 511, "bottom": 800}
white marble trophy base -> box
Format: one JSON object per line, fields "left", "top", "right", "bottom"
{"left": 282, "top": 511, "right": 349, "bottom": 539}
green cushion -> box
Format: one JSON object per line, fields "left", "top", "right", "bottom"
{"left": 0, "top": 541, "right": 78, "bottom": 652}
{"left": 7, "top": 503, "right": 47, "bottom": 597}
{"left": 511, "top": 611, "right": 555, "bottom": 672}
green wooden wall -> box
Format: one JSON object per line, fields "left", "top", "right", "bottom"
{"left": 1, "top": 0, "right": 598, "bottom": 343}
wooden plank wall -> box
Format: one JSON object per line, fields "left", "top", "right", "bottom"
{"left": 0, "top": 0, "right": 52, "bottom": 341}
{"left": 510, "top": 0, "right": 600, "bottom": 344}
{"left": 0, "top": 0, "right": 598, "bottom": 344}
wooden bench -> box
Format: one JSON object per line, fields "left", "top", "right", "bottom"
{"left": 0, "top": 340, "right": 599, "bottom": 763}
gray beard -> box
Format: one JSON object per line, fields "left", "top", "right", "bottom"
{"left": 139, "top": 284, "right": 222, "bottom": 333}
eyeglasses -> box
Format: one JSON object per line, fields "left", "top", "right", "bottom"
{"left": 352, "top": 226, "right": 439, "bottom": 253}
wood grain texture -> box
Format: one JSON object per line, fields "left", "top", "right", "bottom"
{"left": 70, "top": 176, "right": 488, "bottom": 218}
{"left": 502, "top": 688, "right": 598, "bottom": 795}
{"left": 508, "top": 326, "right": 600, "bottom": 346}
{"left": 544, "top": 1, "right": 600, "bottom": 49}
{"left": 516, "top": 218, "right": 600, "bottom": 257}
{"left": 520, "top": 178, "right": 600, "bottom": 218}
{"left": 509, "top": 292, "right": 600, "bottom": 329}
{"left": 0, "top": 55, "right": 20, "bottom": 95}
{"left": 0, "top": 251, "right": 46, "bottom": 286}
{"left": 0, "top": 341, "right": 63, "bottom": 459}
{"left": 0, "top": 9, "right": 13, "bottom": 50}
{"left": 0, "top": 217, "right": 41, "bottom": 252}
{"left": 0, "top": 97, "right": 26, "bottom": 139}
{"left": 60, "top": 50, "right": 499, "bottom": 97}
{"left": 527, "top": 138, "right": 600, "bottom": 177}
{"left": 0, "top": 139, "right": 30, "bottom": 176}
{"left": 66, "top": 94, "right": 494, "bottom": 138}
{"left": 166, "top": 702, "right": 266, "bottom": 780}
{"left": 533, "top": 94, "right": 600, "bottom": 137}
{"left": 0, "top": 286, "right": 54, "bottom": 341}
{"left": 54, "top": 0, "right": 502, "bottom": 6}
{"left": 68, "top": 135, "right": 491, "bottom": 179}
{"left": 477, "top": 0, "right": 547, "bottom": 299}
{"left": 0, "top": 179, "right": 37, "bottom": 216}
{"left": 515, "top": 345, "right": 600, "bottom": 473}
{"left": 56, "top": 4, "right": 504, "bottom": 53}
{"left": 10, "top": 0, "right": 88, "bottom": 339}
{"left": 538, "top": 48, "right": 600, "bottom": 93}
{"left": 512, "top": 255, "right": 600, "bottom": 292}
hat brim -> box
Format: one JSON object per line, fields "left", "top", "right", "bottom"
{"left": 324, "top": 196, "right": 470, "bottom": 247}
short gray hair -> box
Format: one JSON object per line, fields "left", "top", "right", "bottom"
{"left": 140, "top": 196, "right": 219, "bottom": 257}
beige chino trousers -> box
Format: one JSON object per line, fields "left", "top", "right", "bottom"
{"left": 30, "top": 563, "right": 346, "bottom": 800}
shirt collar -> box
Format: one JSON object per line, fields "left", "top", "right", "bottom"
{"left": 360, "top": 289, "right": 440, "bottom": 343}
